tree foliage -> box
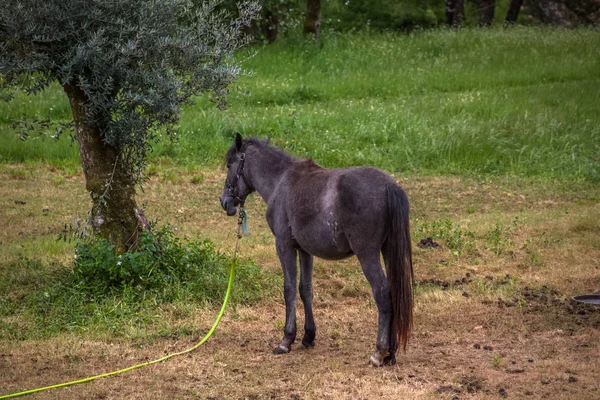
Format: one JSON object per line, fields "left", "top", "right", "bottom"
{"left": 0, "top": 0, "right": 260, "bottom": 184}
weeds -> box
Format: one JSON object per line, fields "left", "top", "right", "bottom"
{"left": 492, "top": 354, "right": 502, "bottom": 368}
{"left": 417, "top": 218, "right": 475, "bottom": 254}
{"left": 51, "top": 175, "right": 65, "bottom": 185}
{"left": 73, "top": 225, "right": 264, "bottom": 303}
{"left": 471, "top": 275, "right": 519, "bottom": 300}
{"left": 0, "top": 226, "right": 276, "bottom": 340}
{"left": 484, "top": 217, "right": 519, "bottom": 255}
{"left": 485, "top": 224, "right": 514, "bottom": 256}
{"left": 160, "top": 169, "right": 185, "bottom": 184}
{"left": 190, "top": 174, "right": 204, "bottom": 184}
{"left": 8, "top": 168, "right": 27, "bottom": 179}
{"left": 274, "top": 319, "right": 284, "bottom": 331}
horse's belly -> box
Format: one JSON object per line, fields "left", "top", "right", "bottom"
{"left": 293, "top": 221, "right": 353, "bottom": 260}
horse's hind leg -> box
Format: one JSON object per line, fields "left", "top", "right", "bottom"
{"left": 299, "top": 249, "right": 316, "bottom": 348}
{"left": 382, "top": 247, "right": 398, "bottom": 365}
{"left": 273, "top": 237, "right": 298, "bottom": 354}
{"left": 356, "top": 251, "right": 393, "bottom": 367}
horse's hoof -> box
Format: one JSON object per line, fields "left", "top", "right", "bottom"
{"left": 368, "top": 350, "right": 390, "bottom": 367}
{"left": 368, "top": 354, "right": 384, "bottom": 367}
{"left": 272, "top": 344, "right": 290, "bottom": 355}
{"left": 383, "top": 354, "right": 397, "bottom": 366}
{"left": 299, "top": 341, "right": 315, "bottom": 350}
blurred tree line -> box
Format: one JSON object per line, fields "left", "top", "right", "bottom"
{"left": 227, "top": 0, "right": 599, "bottom": 42}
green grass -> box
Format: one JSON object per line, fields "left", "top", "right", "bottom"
{"left": 0, "top": 227, "right": 279, "bottom": 341}
{"left": 1, "top": 27, "right": 599, "bottom": 180}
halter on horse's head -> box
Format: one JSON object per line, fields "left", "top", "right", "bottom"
{"left": 220, "top": 133, "right": 255, "bottom": 216}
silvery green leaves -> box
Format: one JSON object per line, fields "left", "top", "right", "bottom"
{"left": 0, "top": 0, "right": 261, "bottom": 185}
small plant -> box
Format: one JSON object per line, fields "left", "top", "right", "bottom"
{"left": 51, "top": 175, "right": 65, "bottom": 185}
{"left": 341, "top": 279, "right": 365, "bottom": 297}
{"left": 492, "top": 354, "right": 502, "bottom": 368}
{"left": 274, "top": 319, "right": 285, "bottom": 331}
{"left": 190, "top": 174, "right": 204, "bottom": 184}
{"left": 146, "top": 164, "right": 159, "bottom": 177}
{"left": 260, "top": 234, "right": 271, "bottom": 245}
{"left": 471, "top": 275, "right": 519, "bottom": 299}
{"left": 60, "top": 165, "right": 80, "bottom": 177}
{"left": 160, "top": 169, "right": 185, "bottom": 184}
{"left": 417, "top": 218, "right": 475, "bottom": 253}
{"left": 330, "top": 328, "right": 341, "bottom": 340}
{"left": 485, "top": 223, "right": 514, "bottom": 256}
{"left": 9, "top": 168, "right": 27, "bottom": 180}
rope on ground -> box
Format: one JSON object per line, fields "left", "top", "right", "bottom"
{"left": 0, "top": 209, "right": 245, "bottom": 399}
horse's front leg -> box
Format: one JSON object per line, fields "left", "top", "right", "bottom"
{"left": 299, "top": 249, "right": 316, "bottom": 348}
{"left": 273, "top": 237, "right": 298, "bottom": 354}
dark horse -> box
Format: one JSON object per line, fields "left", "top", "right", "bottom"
{"left": 220, "top": 134, "right": 413, "bottom": 366}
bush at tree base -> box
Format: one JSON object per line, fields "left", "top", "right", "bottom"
{"left": 0, "top": 225, "right": 273, "bottom": 339}
{"left": 72, "top": 225, "right": 265, "bottom": 304}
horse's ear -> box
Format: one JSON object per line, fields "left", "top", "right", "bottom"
{"left": 264, "top": 136, "right": 270, "bottom": 145}
{"left": 235, "top": 132, "right": 243, "bottom": 151}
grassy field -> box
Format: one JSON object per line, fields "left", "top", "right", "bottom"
{"left": 1, "top": 27, "right": 599, "bottom": 180}
{"left": 1, "top": 27, "right": 599, "bottom": 399}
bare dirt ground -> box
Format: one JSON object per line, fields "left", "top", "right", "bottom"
{"left": 1, "top": 165, "right": 599, "bottom": 399}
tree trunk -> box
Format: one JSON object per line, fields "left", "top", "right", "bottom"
{"left": 446, "top": 0, "right": 465, "bottom": 26}
{"left": 303, "top": 0, "right": 321, "bottom": 39}
{"left": 505, "top": 0, "right": 524, "bottom": 24}
{"left": 446, "top": 0, "right": 454, "bottom": 25}
{"left": 263, "top": 8, "right": 280, "bottom": 43}
{"left": 455, "top": 0, "right": 465, "bottom": 25}
{"left": 64, "top": 83, "right": 142, "bottom": 252}
{"left": 479, "top": 0, "right": 496, "bottom": 26}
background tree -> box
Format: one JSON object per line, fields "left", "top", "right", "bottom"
{"left": 0, "top": 0, "right": 259, "bottom": 252}
{"left": 263, "top": 7, "right": 282, "bottom": 42}
{"left": 227, "top": 0, "right": 297, "bottom": 43}
{"left": 527, "top": 0, "right": 600, "bottom": 26}
{"left": 304, "top": 0, "right": 322, "bottom": 38}
{"left": 446, "top": 0, "right": 465, "bottom": 26}
{"left": 505, "top": 0, "right": 525, "bottom": 23}
{"left": 479, "top": 0, "right": 496, "bottom": 25}
{"left": 219, "top": 0, "right": 598, "bottom": 41}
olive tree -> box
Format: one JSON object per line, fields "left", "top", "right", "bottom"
{"left": 0, "top": 0, "right": 259, "bottom": 251}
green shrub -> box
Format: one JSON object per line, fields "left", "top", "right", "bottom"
{"left": 0, "top": 226, "right": 274, "bottom": 340}
{"left": 73, "top": 225, "right": 266, "bottom": 304}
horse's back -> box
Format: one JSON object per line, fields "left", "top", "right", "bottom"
{"left": 283, "top": 161, "right": 400, "bottom": 258}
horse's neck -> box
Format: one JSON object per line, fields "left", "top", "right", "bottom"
{"left": 249, "top": 147, "right": 294, "bottom": 203}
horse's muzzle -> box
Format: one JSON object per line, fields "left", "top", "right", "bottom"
{"left": 220, "top": 195, "right": 239, "bottom": 216}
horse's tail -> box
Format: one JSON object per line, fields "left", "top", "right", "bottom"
{"left": 384, "top": 184, "right": 414, "bottom": 352}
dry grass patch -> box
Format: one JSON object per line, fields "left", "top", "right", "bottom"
{"left": 1, "top": 165, "right": 599, "bottom": 399}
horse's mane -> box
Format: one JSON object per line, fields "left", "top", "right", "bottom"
{"left": 226, "top": 137, "right": 296, "bottom": 165}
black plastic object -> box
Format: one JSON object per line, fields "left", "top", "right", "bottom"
{"left": 572, "top": 294, "right": 600, "bottom": 305}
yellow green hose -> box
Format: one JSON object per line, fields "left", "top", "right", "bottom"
{"left": 0, "top": 261, "right": 236, "bottom": 399}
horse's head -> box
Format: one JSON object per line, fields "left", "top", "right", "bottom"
{"left": 220, "top": 133, "right": 254, "bottom": 216}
